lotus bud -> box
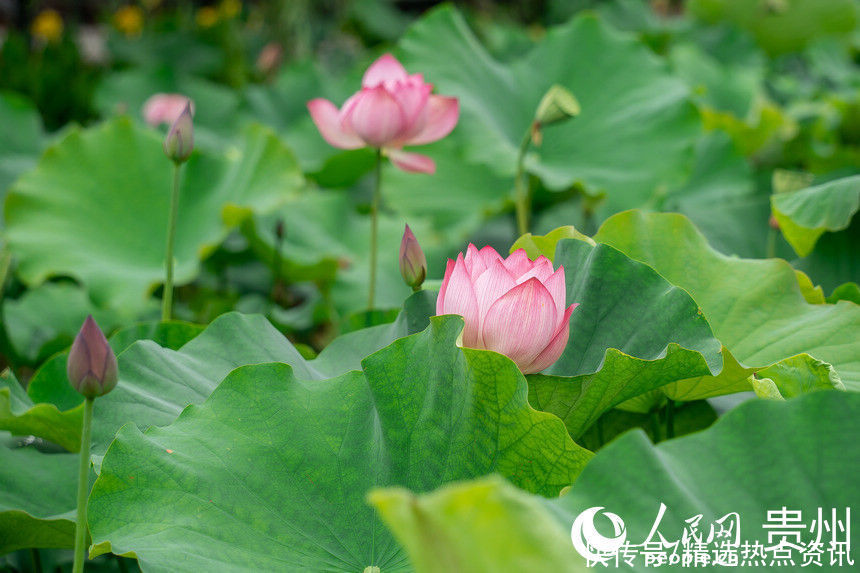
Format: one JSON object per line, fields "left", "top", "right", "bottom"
{"left": 399, "top": 224, "right": 427, "bottom": 291}
{"left": 163, "top": 102, "right": 194, "bottom": 164}
{"left": 768, "top": 215, "right": 780, "bottom": 230}
{"left": 535, "top": 85, "right": 580, "bottom": 128}
{"left": 67, "top": 316, "right": 118, "bottom": 399}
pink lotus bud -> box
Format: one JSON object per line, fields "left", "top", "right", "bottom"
{"left": 436, "top": 245, "right": 578, "bottom": 374}
{"left": 67, "top": 315, "right": 118, "bottom": 399}
{"left": 768, "top": 215, "right": 780, "bottom": 230}
{"left": 399, "top": 224, "right": 427, "bottom": 290}
{"left": 163, "top": 102, "right": 194, "bottom": 164}
{"left": 256, "top": 42, "right": 283, "bottom": 77}
{"left": 142, "top": 93, "right": 195, "bottom": 127}
{"left": 307, "top": 53, "right": 459, "bottom": 174}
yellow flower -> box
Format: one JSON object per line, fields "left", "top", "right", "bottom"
{"left": 32, "top": 9, "right": 64, "bottom": 43}
{"left": 113, "top": 5, "right": 144, "bottom": 38}
{"left": 219, "top": 0, "right": 241, "bottom": 19}
{"left": 196, "top": 6, "right": 219, "bottom": 28}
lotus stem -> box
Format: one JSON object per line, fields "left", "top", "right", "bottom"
{"left": 665, "top": 399, "right": 675, "bottom": 440}
{"left": 368, "top": 148, "right": 382, "bottom": 310}
{"left": 72, "top": 397, "right": 95, "bottom": 573}
{"left": 162, "top": 163, "right": 182, "bottom": 321}
{"left": 766, "top": 227, "right": 777, "bottom": 259}
{"left": 514, "top": 131, "right": 532, "bottom": 237}
{"left": 0, "top": 244, "right": 10, "bottom": 303}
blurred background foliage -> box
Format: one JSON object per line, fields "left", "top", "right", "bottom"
{"left": 0, "top": 0, "right": 857, "bottom": 371}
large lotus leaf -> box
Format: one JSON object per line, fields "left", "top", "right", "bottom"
{"left": 0, "top": 445, "right": 78, "bottom": 553}
{"left": 2, "top": 282, "right": 131, "bottom": 366}
{"left": 0, "top": 92, "right": 44, "bottom": 206}
{"left": 752, "top": 353, "right": 844, "bottom": 400}
{"left": 827, "top": 282, "right": 860, "bottom": 305}
{"left": 4, "top": 118, "right": 303, "bottom": 313}
{"left": 381, "top": 135, "right": 514, "bottom": 239}
{"left": 371, "top": 391, "right": 860, "bottom": 572}
{"left": 87, "top": 316, "right": 591, "bottom": 571}
{"left": 27, "top": 320, "right": 205, "bottom": 414}
{"left": 246, "top": 189, "right": 449, "bottom": 313}
{"left": 662, "top": 132, "right": 769, "bottom": 259}
{"left": 772, "top": 174, "right": 860, "bottom": 257}
{"left": 595, "top": 210, "right": 860, "bottom": 389}
{"left": 792, "top": 218, "right": 859, "bottom": 294}
{"left": 398, "top": 6, "right": 700, "bottom": 216}
{"left": 370, "top": 476, "right": 587, "bottom": 573}
{"left": 669, "top": 42, "right": 762, "bottom": 119}
{"left": 1, "top": 321, "right": 204, "bottom": 451}
{"left": 689, "top": 0, "right": 858, "bottom": 56}
{"left": 523, "top": 238, "right": 742, "bottom": 435}
{"left": 520, "top": 228, "right": 843, "bottom": 423}
{"left": 1, "top": 370, "right": 81, "bottom": 452}
{"left": 18, "top": 293, "right": 434, "bottom": 458}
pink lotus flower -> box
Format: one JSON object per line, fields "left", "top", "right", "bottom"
{"left": 307, "top": 53, "right": 459, "bottom": 174}
{"left": 436, "top": 245, "right": 578, "bottom": 374}
{"left": 142, "top": 93, "right": 195, "bottom": 127}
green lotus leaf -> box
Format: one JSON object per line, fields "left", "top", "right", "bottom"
{"left": 396, "top": 5, "right": 700, "bottom": 216}
{"left": 87, "top": 315, "right": 590, "bottom": 571}
{"left": 752, "top": 353, "right": 844, "bottom": 399}
{"left": 0, "top": 92, "right": 44, "bottom": 209}
{"left": 370, "top": 476, "right": 587, "bottom": 573}
{"left": 1, "top": 321, "right": 203, "bottom": 451}
{"left": 662, "top": 132, "right": 769, "bottom": 259}
{"left": 689, "top": 0, "right": 858, "bottom": 56}
{"left": 826, "top": 282, "right": 860, "bottom": 305}
{"left": 4, "top": 118, "right": 303, "bottom": 314}
{"left": 245, "top": 189, "right": 448, "bottom": 313}
{"left": 0, "top": 445, "right": 79, "bottom": 554}
{"left": 2, "top": 282, "right": 130, "bottom": 366}
{"left": 772, "top": 174, "right": 860, "bottom": 257}
{"left": 510, "top": 226, "right": 595, "bottom": 262}
{"left": 17, "top": 293, "right": 434, "bottom": 457}
{"left": 1, "top": 369, "right": 82, "bottom": 453}
{"left": 595, "top": 210, "right": 860, "bottom": 389}
{"left": 522, "top": 237, "right": 732, "bottom": 434}
{"left": 791, "top": 218, "right": 859, "bottom": 294}
{"left": 371, "top": 391, "right": 859, "bottom": 572}
{"left": 520, "top": 228, "right": 843, "bottom": 423}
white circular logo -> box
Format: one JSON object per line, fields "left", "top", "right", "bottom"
{"left": 571, "top": 506, "right": 627, "bottom": 561}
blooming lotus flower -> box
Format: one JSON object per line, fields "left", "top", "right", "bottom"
{"left": 307, "top": 53, "right": 459, "bottom": 174}
{"left": 143, "top": 93, "right": 195, "bottom": 127}
{"left": 436, "top": 245, "right": 578, "bottom": 374}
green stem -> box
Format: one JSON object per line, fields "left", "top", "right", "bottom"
{"left": 514, "top": 131, "right": 532, "bottom": 237}
{"left": 30, "top": 548, "right": 42, "bottom": 573}
{"left": 650, "top": 409, "right": 662, "bottom": 443}
{"left": 72, "top": 397, "right": 95, "bottom": 573}
{"left": 0, "top": 244, "right": 11, "bottom": 303}
{"left": 270, "top": 220, "right": 284, "bottom": 304}
{"left": 368, "top": 149, "right": 382, "bottom": 311}
{"left": 665, "top": 400, "right": 675, "bottom": 440}
{"left": 162, "top": 164, "right": 182, "bottom": 321}
{"left": 766, "top": 227, "right": 777, "bottom": 259}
